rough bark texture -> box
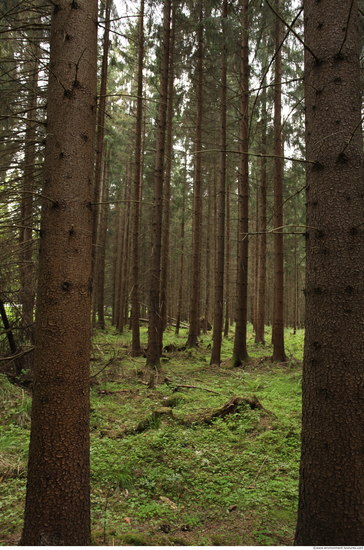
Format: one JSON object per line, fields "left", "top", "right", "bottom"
{"left": 232, "top": 0, "right": 249, "bottom": 366}
{"left": 210, "top": 2, "right": 227, "bottom": 366}
{"left": 295, "top": 0, "right": 364, "bottom": 544}
{"left": 187, "top": 2, "right": 203, "bottom": 348}
{"left": 272, "top": 7, "right": 286, "bottom": 361}
{"left": 130, "top": 0, "right": 144, "bottom": 356}
{"left": 21, "top": 1, "right": 97, "bottom": 545}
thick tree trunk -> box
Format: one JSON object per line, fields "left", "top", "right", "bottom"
{"left": 272, "top": 6, "right": 286, "bottom": 361}
{"left": 187, "top": 2, "right": 204, "bottom": 348}
{"left": 21, "top": 1, "right": 97, "bottom": 545}
{"left": 130, "top": 0, "right": 144, "bottom": 356}
{"left": 295, "top": 0, "right": 364, "bottom": 544}
{"left": 146, "top": 0, "right": 171, "bottom": 384}
{"left": 232, "top": 0, "right": 249, "bottom": 366}
{"left": 210, "top": 0, "right": 227, "bottom": 367}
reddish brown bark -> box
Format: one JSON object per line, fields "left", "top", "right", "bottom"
{"left": 21, "top": 1, "right": 97, "bottom": 544}
{"left": 295, "top": 0, "right": 364, "bottom": 544}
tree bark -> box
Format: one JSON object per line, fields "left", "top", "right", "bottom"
{"left": 92, "top": 0, "right": 111, "bottom": 328}
{"left": 160, "top": 3, "right": 176, "bottom": 341}
{"left": 255, "top": 85, "right": 267, "bottom": 344}
{"left": 187, "top": 1, "right": 204, "bottom": 348}
{"left": 175, "top": 151, "right": 187, "bottom": 336}
{"left": 96, "top": 149, "right": 110, "bottom": 330}
{"left": 130, "top": 0, "right": 144, "bottom": 356}
{"left": 21, "top": 1, "right": 97, "bottom": 544}
{"left": 295, "top": 0, "right": 364, "bottom": 544}
{"left": 232, "top": 0, "right": 249, "bottom": 366}
{"left": 272, "top": 5, "right": 286, "bottom": 361}
{"left": 146, "top": 0, "right": 171, "bottom": 384}
{"left": 210, "top": 0, "right": 227, "bottom": 367}
{"left": 19, "top": 36, "right": 39, "bottom": 344}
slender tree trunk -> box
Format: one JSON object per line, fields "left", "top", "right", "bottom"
{"left": 21, "top": 1, "right": 97, "bottom": 544}
{"left": 118, "top": 170, "right": 132, "bottom": 332}
{"left": 19, "top": 38, "right": 39, "bottom": 344}
{"left": 187, "top": 2, "right": 204, "bottom": 348}
{"left": 210, "top": 0, "right": 227, "bottom": 366}
{"left": 175, "top": 151, "right": 187, "bottom": 336}
{"left": 272, "top": 6, "right": 286, "bottom": 361}
{"left": 92, "top": 0, "right": 111, "bottom": 328}
{"left": 112, "top": 185, "right": 124, "bottom": 326}
{"left": 130, "top": 0, "right": 144, "bottom": 356}
{"left": 203, "top": 167, "right": 213, "bottom": 333}
{"left": 295, "top": 0, "right": 364, "bottom": 544}
{"left": 160, "top": 3, "right": 175, "bottom": 341}
{"left": 255, "top": 86, "right": 267, "bottom": 344}
{"left": 223, "top": 177, "right": 231, "bottom": 338}
{"left": 96, "top": 149, "right": 110, "bottom": 329}
{"left": 146, "top": 0, "right": 171, "bottom": 384}
{"left": 232, "top": 0, "right": 249, "bottom": 366}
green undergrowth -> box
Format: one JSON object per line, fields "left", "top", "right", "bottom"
{"left": 0, "top": 324, "right": 303, "bottom": 545}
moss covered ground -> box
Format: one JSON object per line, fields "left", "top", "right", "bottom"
{"left": 0, "top": 324, "right": 303, "bottom": 545}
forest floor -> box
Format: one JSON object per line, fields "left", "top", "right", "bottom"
{"left": 0, "top": 323, "right": 303, "bottom": 546}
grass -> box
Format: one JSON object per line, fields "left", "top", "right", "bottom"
{"left": 0, "top": 323, "right": 303, "bottom": 545}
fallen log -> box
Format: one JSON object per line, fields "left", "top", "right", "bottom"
{"left": 180, "top": 395, "right": 264, "bottom": 426}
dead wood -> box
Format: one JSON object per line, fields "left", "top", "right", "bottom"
{"left": 180, "top": 395, "right": 264, "bottom": 426}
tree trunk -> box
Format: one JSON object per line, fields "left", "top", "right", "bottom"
{"left": 146, "top": 0, "right": 171, "bottom": 384}
{"left": 255, "top": 85, "right": 267, "bottom": 344}
{"left": 175, "top": 151, "right": 187, "bottom": 336}
{"left": 187, "top": 1, "right": 204, "bottom": 348}
{"left": 160, "top": 3, "right": 176, "bottom": 340}
{"left": 272, "top": 5, "right": 286, "bottom": 361}
{"left": 232, "top": 0, "right": 249, "bottom": 366}
{"left": 295, "top": 0, "right": 364, "bottom": 544}
{"left": 130, "top": 0, "right": 144, "bottom": 356}
{"left": 210, "top": 0, "right": 227, "bottom": 367}
{"left": 21, "top": 1, "right": 97, "bottom": 544}
{"left": 223, "top": 176, "right": 231, "bottom": 338}
{"left": 19, "top": 37, "right": 39, "bottom": 344}
{"left": 96, "top": 149, "right": 110, "bottom": 329}
{"left": 92, "top": 0, "right": 111, "bottom": 328}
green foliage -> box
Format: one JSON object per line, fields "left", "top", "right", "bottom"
{"left": 0, "top": 326, "right": 303, "bottom": 545}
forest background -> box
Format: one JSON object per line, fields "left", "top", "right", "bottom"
{"left": 0, "top": 0, "right": 363, "bottom": 546}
